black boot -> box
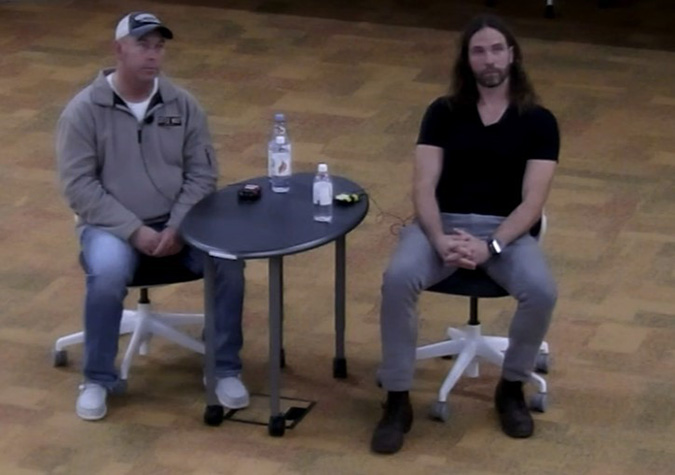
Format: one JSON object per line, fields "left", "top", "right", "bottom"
{"left": 495, "top": 379, "right": 534, "bottom": 438}
{"left": 370, "top": 391, "right": 413, "bottom": 454}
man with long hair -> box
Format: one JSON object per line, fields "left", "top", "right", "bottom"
{"left": 371, "top": 15, "right": 559, "bottom": 454}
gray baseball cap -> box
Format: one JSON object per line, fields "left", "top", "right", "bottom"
{"left": 115, "top": 12, "right": 174, "bottom": 40}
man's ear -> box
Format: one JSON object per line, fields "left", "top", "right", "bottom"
{"left": 508, "top": 45, "right": 514, "bottom": 64}
{"left": 113, "top": 39, "right": 124, "bottom": 59}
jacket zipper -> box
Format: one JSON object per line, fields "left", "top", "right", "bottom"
{"left": 138, "top": 102, "right": 161, "bottom": 144}
{"left": 136, "top": 104, "right": 174, "bottom": 204}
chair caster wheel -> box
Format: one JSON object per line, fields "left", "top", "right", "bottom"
{"left": 333, "top": 357, "right": 347, "bottom": 379}
{"left": 530, "top": 393, "right": 548, "bottom": 413}
{"left": 203, "top": 405, "right": 224, "bottom": 426}
{"left": 535, "top": 352, "right": 550, "bottom": 374}
{"left": 53, "top": 349, "right": 68, "bottom": 367}
{"left": 429, "top": 401, "right": 449, "bottom": 422}
{"left": 268, "top": 415, "right": 286, "bottom": 437}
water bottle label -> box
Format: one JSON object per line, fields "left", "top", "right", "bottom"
{"left": 314, "top": 182, "right": 332, "bottom": 205}
{"left": 275, "top": 135, "right": 285, "bottom": 145}
{"left": 271, "top": 152, "right": 291, "bottom": 176}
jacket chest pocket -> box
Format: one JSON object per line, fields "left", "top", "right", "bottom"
{"left": 154, "top": 123, "right": 186, "bottom": 166}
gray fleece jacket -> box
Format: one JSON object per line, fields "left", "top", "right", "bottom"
{"left": 56, "top": 68, "right": 218, "bottom": 240}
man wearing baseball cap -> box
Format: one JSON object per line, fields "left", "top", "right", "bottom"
{"left": 56, "top": 12, "right": 249, "bottom": 421}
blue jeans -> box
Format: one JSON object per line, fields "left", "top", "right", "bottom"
{"left": 80, "top": 225, "right": 245, "bottom": 390}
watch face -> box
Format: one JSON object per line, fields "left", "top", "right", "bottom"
{"left": 488, "top": 239, "right": 502, "bottom": 256}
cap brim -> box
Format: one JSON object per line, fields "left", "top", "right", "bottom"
{"left": 129, "top": 25, "right": 173, "bottom": 40}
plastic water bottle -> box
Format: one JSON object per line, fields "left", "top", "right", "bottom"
{"left": 313, "top": 163, "right": 333, "bottom": 223}
{"left": 268, "top": 113, "right": 292, "bottom": 193}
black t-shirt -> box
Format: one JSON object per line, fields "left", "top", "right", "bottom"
{"left": 417, "top": 97, "right": 560, "bottom": 217}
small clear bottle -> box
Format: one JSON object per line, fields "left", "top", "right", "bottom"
{"left": 313, "top": 163, "right": 333, "bottom": 223}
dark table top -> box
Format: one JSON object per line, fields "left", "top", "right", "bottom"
{"left": 180, "top": 173, "right": 369, "bottom": 259}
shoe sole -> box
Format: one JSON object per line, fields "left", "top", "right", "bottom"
{"left": 218, "top": 396, "right": 250, "bottom": 410}
{"left": 504, "top": 431, "right": 533, "bottom": 438}
{"left": 76, "top": 406, "right": 107, "bottom": 421}
{"left": 502, "top": 426, "right": 534, "bottom": 438}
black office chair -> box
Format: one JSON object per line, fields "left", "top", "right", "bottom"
{"left": 53, "top": 254, "right": 205, "bottom": 385}
{"left": 416, "top": 219, "right": 550, "bottom": 422}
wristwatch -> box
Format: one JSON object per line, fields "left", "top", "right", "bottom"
{"left": 486, "top": 238, "right": 503, "bottom": 257}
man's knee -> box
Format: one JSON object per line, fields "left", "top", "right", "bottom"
{"left": 526, "top": 277, "right": 557, "bottom": 312}
{"left": 83, "top": 249, "right": 135, "bottom": 293}
{"left": 82, "top": 228, "right": 135, "bottom": 284}
{"left": 381, "top": 261, "right": 420, "bottom": 297}
{"left": 86, "top": 262, "right": 132, "bottom": 295}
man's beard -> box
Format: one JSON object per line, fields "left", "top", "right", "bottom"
{"left": 475, "top": 67, "right": 509, "bottom": 88}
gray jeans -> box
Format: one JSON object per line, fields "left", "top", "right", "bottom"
{"left": 377, "top": 213, "right": 557, "bottom": 391}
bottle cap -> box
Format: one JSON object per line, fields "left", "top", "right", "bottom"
{"left": 318, "top": 163, "right": 328, "bottom": 173}
{"left": 274, "top": 113, "right": 285, "bottom": 121}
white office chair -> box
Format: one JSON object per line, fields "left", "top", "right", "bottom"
{"left": 53, "top": 254, "right": 205, "bottom": 384}
{"left": 416, "top": 217, "right": 550, "bottom": 422}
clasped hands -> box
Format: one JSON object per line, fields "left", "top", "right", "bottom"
{"left": 130, "top": 226, "right": 184, "bottom": 257}
{"left": 433, "top": 229, "right": 490, "bottom": 270}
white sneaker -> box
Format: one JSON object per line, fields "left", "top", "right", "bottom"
{"left": 76, "top": 383, "right": 107, "bottom": 421}
{"left": 215, "top": 376, "right": 250, "bottom": 409}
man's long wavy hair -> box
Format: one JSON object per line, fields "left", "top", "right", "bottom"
{"left": 448, "top": 14, "right": 538, "bottom": 113}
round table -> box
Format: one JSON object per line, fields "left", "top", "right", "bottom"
{"left": 180, "top": 172, "right": 369, "bottom": 436}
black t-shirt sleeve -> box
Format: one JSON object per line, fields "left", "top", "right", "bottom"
{"left": 417, "top": 97, "right": 449, "bottom": 147}
{"left": 528, "top": 107, "right": 560, "bottom": 162}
